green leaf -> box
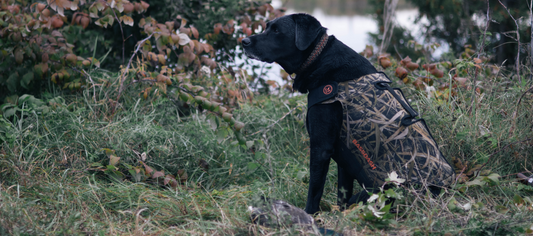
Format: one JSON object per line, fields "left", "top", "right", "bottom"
{"left": 381, "top": 203, "right": 392, "bottom": 216}
{"left": 495, "top": 205, "right": 509, "bottom": 214}
{"left": 156, "top": 36, "right": 164, "bottom": 52}
{"left": 245, "top": 140, "right": 254, "bottom": 149}
{"left": 216, "top": 127, "right": 228, "bottom": 143}
{"left": 513, "top": 194, "right": 525, "bottom": 205}
{"left": 207, "top": 115, "right": 217, "bottom": 131}
{"left": 90, "top": 162, "right": 104, "bottom": 168}
{"left": 18, "top": 94, "right": 33, "bottom": 103}
{"left": 296, "top": 171, "right": 307, "bottom": 181}
{"left": 107, "top": 14, "right": 114, "bottom": 26}
{"left": 247, "top": 162, "right": 259, "bottom": 171}
{"left": 104, "top": 169, "right": 124, "bottom": 181}
{"left": 89, "top": 6, "right": 99, "bottom": 18}
{"left": 101, "top": 148, "right": 116, "bottom": 156}
{"left": 0, "top": 103, "right": 15, "bottom": 111}
{"left": 34, "top": 106, "right": 50, "bottom": 115}
{"left": 4, "top": 95, "right": 18, "bottom": 105}
{"left": 254, "top": 152, "right": 266, "bottom": 159}
{"left": 485, "top": 173, "right": 500, "bottom": 184}
{"left": 465, "top": 176, "right": 485, "bottom": 186}
{"left": 6, "top": 72, "right": 18, "bottom": 93}
{"left": 3, "top": 108, "right": 15, "bottom": 118}
{"left": 447, "top": 196, "right": 459, "bottom": 212}
{"left": 106, "top": 165, "right": 117, "bottom": 171}
{"left": 385, "top": 188, "right": 399, "bottom": 198}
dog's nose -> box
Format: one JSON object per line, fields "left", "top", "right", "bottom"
{"left": 242, "top": 38, "right": 251, "bottom": 46}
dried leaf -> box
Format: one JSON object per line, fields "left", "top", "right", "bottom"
{"left": 152, "top": 170, "right": 164, "bottom": 179}
{"left": 141, "top": 161, "right": 154, "bottom": 175}
{"left": 177, "top": 169, "right": 188, "bottom": 183}
{"left": 164, "top": 174, "right": 176, "bottom": 185}
{"left": 120, "top": 15, "right": 134, "bottom": 26}
{"left": 190, "top": 26, "right": 199, "bottom": 39}
{"left": 115, "top": 2, "right": 124, "bottom": 12}
{"left": 213, "top": 23, "right": 222, "bottom": 35}
{"left": 109, "top": 155, "right": 120, "bottom": 166}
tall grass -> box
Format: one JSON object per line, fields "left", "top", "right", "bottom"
{"left": 1, "top": 65, "right": 532, "bottom": 235}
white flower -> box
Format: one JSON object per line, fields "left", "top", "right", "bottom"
{"left": 387, "top": 171, "right": 405, "bottom": 186}
{"left": 200, "top": 66, "right": 211, "bottom": 76}
{"left": 367, "top": 194, "right": 379, "bottom": 203}
{"left": 426, "top": 85, "right": 436, "bottom": 99}
{"left": 461, "top": 202, "right": 472, "bottom": 211}
{"left": 367, "top": 205, "right": 385, "bottom": 218}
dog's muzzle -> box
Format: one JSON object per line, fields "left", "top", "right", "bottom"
{"left": 242, "top": 38, "right": 251, "bottom": 46}
{"left": 241, "top": 38, "right": 263, "bottom": 61}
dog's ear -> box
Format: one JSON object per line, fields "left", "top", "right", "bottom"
{"left": 292, "top": 13, "right": 324, "bottom": 51}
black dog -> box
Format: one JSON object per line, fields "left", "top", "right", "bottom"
{"left": 242, "top": 13, "right": 455, "bottom": 214}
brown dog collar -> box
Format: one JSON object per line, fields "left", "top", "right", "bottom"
{"left": 295, "top": 33, "right": 329, "bottom": 75}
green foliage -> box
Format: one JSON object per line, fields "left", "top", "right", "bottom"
{"left": 341, "top": 172, "right": 405, "bottom": 229}
{"left": 0, "top": 0, "right": 108, "bottom": 103}
{"left": 144, "top": 0, "right": 281, "bottom": 62}
{"left": 0, "top": 2, "right": 532, "bottom": 235}
{"left": 406, "top": 0, "right": 530, "bottom": 64}
{"left": 0, "top": 0, "right": 286, "bottom": 148}
{"left": 0, "top": 0, "right": 281, "bottom": 117}
{"left": 367, "top": 0, "right": 425, "bottom": 60}
{"left": 370, "top": 0, "right": 533, "bottom": 66}
{"left": 1, "top": 94, "right": 51, "bottom": 119}
{"left": 0, "top": 115, "right": 13, "bottom": 143}
{"left": 0, "top": 67, "right": 532, "bottom": 233}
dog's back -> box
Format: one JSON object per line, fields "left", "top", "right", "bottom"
{"left": 320, "top": 73, "right": 455, "bottom": 189}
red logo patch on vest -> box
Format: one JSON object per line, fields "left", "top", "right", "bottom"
{"left": 323, "top": 85, "right": 333, "bottom": 95}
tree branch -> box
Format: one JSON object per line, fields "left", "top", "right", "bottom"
{"left": 117, "top": 33, "right": 155, "bottom": 102}
{"left": 468, "top": 0, "right": 491, "bottom": 116}
{"left": 497, "top": 0, "right": 521, "bottom": 84}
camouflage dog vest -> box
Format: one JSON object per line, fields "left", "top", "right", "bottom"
{"left": 308, "top": 72, "right": 455, "bottom": 188}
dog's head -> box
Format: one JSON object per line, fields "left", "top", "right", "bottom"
{"left": 241, "top": 14, "right": 327, "bottom": 74}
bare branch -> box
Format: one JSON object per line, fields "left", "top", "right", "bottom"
{"left": 468, "top": 0, "right": 490, "bottom": 116}
{"left": 530, "top": 0, "right": 533, "bottom": 70}
{"left": 117, "top": 33, "right": 155, "bottom": 101}
{"left": 380, "top": 0, "right": 399, "bottom": 54}
{"left": 497, "top": 0, "right": 521, "bottom": 84}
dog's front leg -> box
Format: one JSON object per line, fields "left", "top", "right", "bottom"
{"left": 337, "top": 165, "right": 353, "bottom": 210}
{"left": 305, "top": 102, "right": 343, "bottom": 214}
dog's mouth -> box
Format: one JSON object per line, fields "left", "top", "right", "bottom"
{"left": 244, "top": 50, "right": 273, "bottom": 63}
{"left": 244, "top": 51, "right": 260, "bottom": 60}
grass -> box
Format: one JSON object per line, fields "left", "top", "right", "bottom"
{"left": 1, "top": 64, "right": 533, "bottom": 235}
